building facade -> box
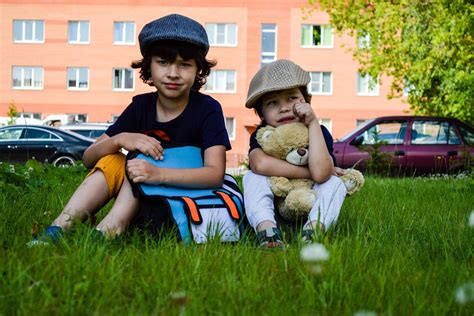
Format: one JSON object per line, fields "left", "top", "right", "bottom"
{"left": 0, "top": 0, "right": 410, "bottom": 167}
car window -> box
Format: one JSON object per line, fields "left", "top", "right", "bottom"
{"left": 22, "top": 128, "right": 60, "bottom": 140}
{"left": 459, "top": 125, "right": 474, "bottom": 145}
{"left": 0, "top": 128, "right": 23, "bottom": 140}
{"left": 411, "top": 121, "right": 460, "bottom": 145}
{"left": 361, "top": 121, "right": 406, "bottom": 145}
{"left": 91, "top": 130, "right": 106, "bottom": 138}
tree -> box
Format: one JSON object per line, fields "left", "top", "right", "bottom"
{"left": 308, "top": 0, "right": 474, "bottom": 125}
{"left": 7, "top": 103, "right": 18, "bottom": 126}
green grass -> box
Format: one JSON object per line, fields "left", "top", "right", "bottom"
{"left": 1, "top": 163, "right": 473, "bottom": 315}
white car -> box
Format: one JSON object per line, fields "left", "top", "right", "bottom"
{"left": 59, "top": 123, "right": 110, "bottom": 139}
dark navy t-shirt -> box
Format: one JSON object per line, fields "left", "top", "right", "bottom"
{"left": 248, "top": 124, "right": 337, "bottom": 165}
{"left": 106, "top": 90, "right": 231, "bottom": 151}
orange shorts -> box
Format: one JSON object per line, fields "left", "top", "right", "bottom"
{"left": 87, "top": 153, "right": 126, "bottom": 198}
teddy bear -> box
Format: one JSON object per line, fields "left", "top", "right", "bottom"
{"left": 256, "top": 122, "right": 364, "bottom": 221}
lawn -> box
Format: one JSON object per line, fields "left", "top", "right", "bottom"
{"left": 0, "top": 162, "right": 473, "bottom": 315}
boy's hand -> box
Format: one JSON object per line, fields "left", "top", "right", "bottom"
{"left": 293, "top": 98, "right": 317, "bottom": 126}
{"left": 333, "top": 167, "right": 346, "bottom": 176}
{"left": 126, "top": 159, "right": 161, "bottom": 184}
{"left": 115, "top": 133, "right": 164, "bottom": 160}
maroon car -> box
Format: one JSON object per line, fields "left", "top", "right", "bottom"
{"left": 333, "top": 116, "right": 474, "bottom": 175}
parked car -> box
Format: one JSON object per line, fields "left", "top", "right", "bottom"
{"left": 333, "top": 116, "right": 474, "bottom": 175}
{"left": 59, "top": 123, "right": 110, "bottom": 139}
{"left": 0, "top": 125, "right": 94, "bottom": 167}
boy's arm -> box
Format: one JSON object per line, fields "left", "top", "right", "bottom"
{"left": 249, "top": 148, "right": 312, "bottom": 179}
{"left": 83, "top": 133, "right": 163, "bottom": 168}
{"left": 127, "top": 145, "right": 226, "bottom": 188}
{"left": 294, "top": 100, "right": 334, "bottom": 183}
{"left": 307, "top": 121, "right": 334, "bottom": 183}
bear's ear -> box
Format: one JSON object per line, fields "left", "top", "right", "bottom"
{"left": 261, "top": 129, "right": 274, "bottom": 143}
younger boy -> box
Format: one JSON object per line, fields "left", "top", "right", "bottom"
{"left": 243, "top": 59, "right": 347, "bottom": 248}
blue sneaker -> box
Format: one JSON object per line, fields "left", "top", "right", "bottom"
{"left": 27, "top": 226, "right": 63, "bottom": 247}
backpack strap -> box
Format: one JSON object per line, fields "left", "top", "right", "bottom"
{"left": 180, "top": 196, "right": 203, "bottom": 225}
{"left": 214, "top": 191, "right": 241, "bottom": 221}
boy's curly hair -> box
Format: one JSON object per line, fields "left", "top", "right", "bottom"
{"left": 131, "top": 39, "right": 216, "bottom": 91}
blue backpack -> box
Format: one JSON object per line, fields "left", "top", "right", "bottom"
{"left": 128, "top": 145, "right": 245, "bottom": 244}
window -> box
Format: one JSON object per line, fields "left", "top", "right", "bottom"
{"left": 205, "top": 70, "right": 236, "bottom": 93}
{"left": 361, "top": 121, "right": 407, "bottom": 145}
{"left": 67, "top": 114, "right": 88, "bottom": 123}
{"left": 205, "top": 23, "right": 237, "bottom": 46}
{"left": 356, "top": 119, "right": 368, "bottom": 127}
{"left": 309, "top": 72, "right": 332, "bottom": 94}
{"left": 357, "top": 73, "right": 379, "bottom": 96}
{"left": 68, "top": 21, "right": 90, "bottom": 44}
{"left": 319, "top": 118, "right": 332, "bottom": 133}
{"left": 0, "top": 128, "right": 22, "bottom": 140}
{"left": 261, "top": 24, "right": 277, "bottom": 67}
{"left": 459, "top": 125, "right": 474, "bottom": 145}
{"left": 23, "top": 128, "right": 59, "bottom": 140}
{"left": 12, "top": 66, "right": 43, "bottom": 89}
{"left": 19, "top": 112, "right": 42, "bottom": 120}
{"left": 357, "top": 32, "right": 370, "bottom": 49}
{"left": 403, "top": 78, "right": 415, "bottom": 97}
{"left": 411, "top": 121, "right": 461, "bottom": 145}
{"left": 13, "top": 20, "right": 44, "bottom": 43}
{"left": 113, "top": 68, "right": 134, "bottom": 91}
{"left": 67, "top": 67, "right": 89, "bottom": 90}
{"left": 225, "top": 117, "right": 236, "bottom": 140}
{"left": 113, "top": 22, "right": 135, "bottom": 45}
{"left": 301, "top": 24, "right": 333, "bottom": 47}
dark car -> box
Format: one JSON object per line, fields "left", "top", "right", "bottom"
{"left": 0, "top": 125, "right": 94, "bottom": 166}
{"left": 333, "top": 116, "right": 474, "bottom": 175}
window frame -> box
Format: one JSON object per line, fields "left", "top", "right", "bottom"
{"left": 301, "top": 24, "right": 333, "bottom": 48}
{"left": 18, "top": 112, "right": 42, "bottom": 120}
{"left": 112, "top": 68, "right": 135, "bottom": 91}
{"left": 13, "top": 19, "right": 45, "bottom": 43}
{"left": 67, "top": 67, "right": 89, "bottom": 91}
{"left": 205, "top": 23, "right": 238, "bottom": 47}
{"left": 205, "top": 70, "right": 236, "bottom": 93}
{"left": 356, "top": 73, "right": 379, "bottom": 96}
{"left": 66, "top": 113, "right": 88, "bottom": 123}
{"left": 309, "top": 71, "right": 333, "bottom": 95}
{"left": 225, "top": 117, "right": 236, "bottom": 141}
{"left": 113, "top": 21, "right": 136, "bottom": 45}
{"left": 261, "top": 23, "right": 277, "bottom": 67}
{"left": 12, "top": 66, "right": 44, "bottom": 90}
{"left": 68, "top": 20, "right": 90, "bottom": 44}
{"left": 319, "top": 118, "right": 332, "bottom": 133}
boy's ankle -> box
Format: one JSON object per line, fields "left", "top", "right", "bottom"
{"left": 256, "top": 220, "right": 277, "bottom": 232}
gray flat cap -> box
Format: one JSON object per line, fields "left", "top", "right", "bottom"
{"left": 138, "top": 14, "right": 209, "bottom": 56}
{"left": 246, "top": 59, "right": 310, "bottom": 108}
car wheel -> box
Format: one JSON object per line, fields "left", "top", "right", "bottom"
{"left": 52, "top": 155, "right": 76, "bottom": 167}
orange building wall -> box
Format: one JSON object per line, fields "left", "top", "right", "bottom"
{"left": 0, "top": 0, "right": 410, "bottom": 168}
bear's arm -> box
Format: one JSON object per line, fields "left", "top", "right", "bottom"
{"left": 249, "top": 148, "right": 312, "bottom": 179}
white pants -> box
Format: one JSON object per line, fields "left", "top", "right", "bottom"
{"left": 243, "top": 171, "right": 347, "bottom": 230}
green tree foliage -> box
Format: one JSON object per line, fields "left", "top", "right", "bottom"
{"left": 7, "top": 103, "right": 18, "bottom": 125}
{"left": 308, "top": 0, "right": 474, "bottom": 125}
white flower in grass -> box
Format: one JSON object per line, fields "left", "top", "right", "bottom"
{"left": 300, "top": 243, "right": 329, "bottom": 262}
{"left": 455, "top": 282, "right": 474, "bottom": 305}
{"left": 469, "top": 211, "right": 474, "bottom": 228}
{"left": 9, "top": 164, "right": 15, "bottom": 173}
